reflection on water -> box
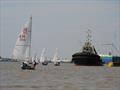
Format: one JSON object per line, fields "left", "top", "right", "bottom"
{"left": 0, "top": 62, "right": 120, "bottom": 90}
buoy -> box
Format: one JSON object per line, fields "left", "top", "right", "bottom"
{"left": 107, "top": 61, "right": 113, "bottom": 67}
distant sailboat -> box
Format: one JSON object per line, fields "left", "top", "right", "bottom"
{"left": 32, "top": 53, "right": 39, "bottom": 64}
{"left": 52, "top": 48, "right": 60, "bottom": 66}
{"left": 40, "top": 48, "right": 48, "bottom": 65}
{"left": 12, "top": 16, "right": 37, "bottom": 70}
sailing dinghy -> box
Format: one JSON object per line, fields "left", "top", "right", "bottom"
{"left": 40, "top": 48, "right": 48, "bottom": 65}
{"left": 12, "top": 16, "right": 37, "bottom": 70}
{"left": 52, "top": 48, "right": 60, "bottom": 66}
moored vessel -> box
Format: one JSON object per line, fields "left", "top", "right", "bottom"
{"left": 72, "top": 30, "right": 102, "bottom": 66}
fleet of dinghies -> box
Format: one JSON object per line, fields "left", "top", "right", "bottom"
{"left": 11, "top": 16, "right": 69, "bottom": 70}
{"left": 9, "top": 16, "right": 120, "bottom": 70}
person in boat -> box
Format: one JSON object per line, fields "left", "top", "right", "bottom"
{"left": 22, "top": 61, "right": 29, "bottom": 67}
{"left": 32, "top": 60, "right": 37, "bottom": 67}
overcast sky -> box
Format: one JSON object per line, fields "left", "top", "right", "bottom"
{"left": 0, "top": 0, "right": 120, "bottom": 59}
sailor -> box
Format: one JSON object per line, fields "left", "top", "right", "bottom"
{"left": 32, "top": 60, "right": 37, "bottom": 67}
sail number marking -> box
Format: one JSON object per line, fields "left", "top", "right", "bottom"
{"left": 19, "top": 27, "right": 28, "bottom": 41}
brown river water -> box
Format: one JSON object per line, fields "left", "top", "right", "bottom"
{"left": 0, "top": 62, "right": 120, "bottom": 90}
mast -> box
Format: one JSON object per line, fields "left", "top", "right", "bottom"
{"left": 86, "top": 29, "right": 92, "bottom": 43}
{"left": 29, "top": 16, "right": 32, "bottom": 59}
{"left": 0, "top": 27, "right": 1, "bottom": 58}
{"left": 82, "top": 29, "right": 98, "bottom": 54}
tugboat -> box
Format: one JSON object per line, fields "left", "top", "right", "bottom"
{"left": 72, "top": 30, "right": 102, "bottom": 66}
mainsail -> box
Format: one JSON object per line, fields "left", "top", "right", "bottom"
{"left": 40, "top": 48, "right": 46, "bottom": 63}
{"left": 12, "top": 16, "right": 32, "bottom": 61}
{"left": 52, "top": 48, "right": 59, "bottom": 63}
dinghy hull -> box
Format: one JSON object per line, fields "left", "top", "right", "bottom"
{"left": 42, "top": 61, "right": 48, "bottom": 65}
{"left": 21, "top": 62, "right": 36, "bottom": 70}
{"left": 54, "top": 62, "right": 60, "bottom": 66}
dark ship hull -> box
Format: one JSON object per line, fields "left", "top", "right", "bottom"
{"left": 72, "top": 52, "right": 102, "bottom": 66}
{"left": 72, "top": 29, "right": 103, "bottom": 66}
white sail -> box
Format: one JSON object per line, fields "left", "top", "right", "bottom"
{"left": 32, "top": 53, "right": 38, "bottom": 63}
{"left": 12, "top": 16, "right": 32, "bottom": 61}
{"left": 52, "top": 48, "right": 60, "bottom": 63}
{"left": 40, "top": 48, "right": 46, "bottom": 63}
